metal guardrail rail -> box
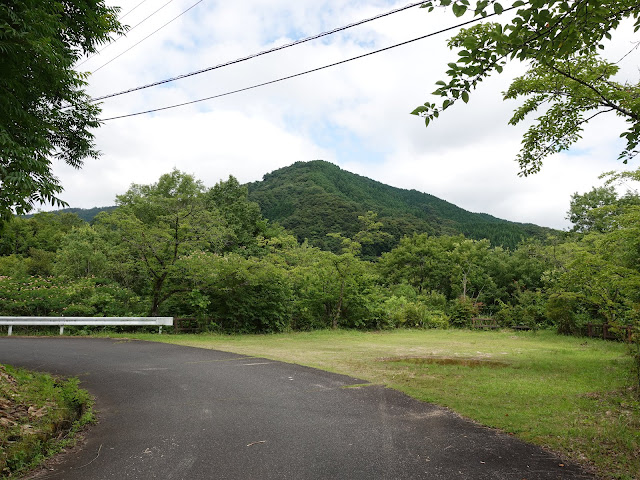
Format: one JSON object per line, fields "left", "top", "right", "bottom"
{"left": 0, "top": 317, "right": 174, "bottom": 336}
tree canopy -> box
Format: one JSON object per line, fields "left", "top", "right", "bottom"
{"left": 0, "top": 0, "right": 124, "bottom": 220}
{"left": 412, "top": 0, "right": 640, "bottom": 174}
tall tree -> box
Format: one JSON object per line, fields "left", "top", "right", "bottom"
{"left": 0, "top": 0, "right": 124, "bottom": 219}
{"left": 96, "top": 171, "right": 228, "bottom": 316}
{"left": 568, "top": 186, "right": 640, "bottom": 233}
{"left": 205, "top": 176, "right": 265, "bottom": 254}
{"left": 412, "top": 1, "right": 640, "bottom": 174}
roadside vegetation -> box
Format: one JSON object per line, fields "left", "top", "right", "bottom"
{"left": 0, "top": 365, "right": 93, "bottom": 479}
{"left": 124, "top": 329, "right": 638, "bottom": 479}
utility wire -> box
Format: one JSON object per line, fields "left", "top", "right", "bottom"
{"left": 91, "top": 0, "right": 206, "bottom": 75}
{"left": 77, "top": 0, "right": 178, "bottom": 68}
{"left": 90, "top": 0, "right": 428, "bottom": 103}
{"left": 120, "top": 0, "right": 152, "bottom": 21}
{"left": 101, "top": 7, "right": 515, "bottom": 122}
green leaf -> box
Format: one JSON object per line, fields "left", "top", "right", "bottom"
{"left": 461, "top": 91, "right": 469, "bottom": 103}
{"left": 452, "top": 3, "right": 467, "bottom": 17}
{"left": 494, "top": 2, "right": 504, "bottom": 14}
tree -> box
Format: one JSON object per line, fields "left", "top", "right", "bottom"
{"left": 54, "top": 224, "right": 109, "bottom": 279}
{"left": 412, "top": 0, "right": 640, "bottom": 174}
{"left": 0, "top": 1, "right": 124, "bottom": 220}
{"left": 448, "top": 237, "right": 495, "bottom": 301}
{"left": 96, "top": 171, "right": 229, "bottom": 316}
{"left": 352, "top": 211, "right": 394, "bottom": 260}
{"left": 179, "top": 251, "right": 293, "bottom": 333}
{"left": 205, "top": 176, "right": 266, "bottom": 254}
{"left": 568, "top": 186, "right": 640, "bottom": 233}
{"left": 379, "top": 234, "right": 458, "bottom": 297}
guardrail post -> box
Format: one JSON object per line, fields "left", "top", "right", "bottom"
{"left": 8, "top": 326, "right": 12, "bottom": 336}
{"left": 60, "top": 326, "right": 64, "bottom": 335}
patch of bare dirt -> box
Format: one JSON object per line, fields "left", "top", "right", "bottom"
{"left": 379, "top": 356, "right": 510, "bottom": 368}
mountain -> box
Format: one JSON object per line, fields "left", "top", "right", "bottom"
{"left": 247, "top": 160, "right": 554, "bottom": 252}
{"left": 24, "top": 206, "right": 117, "bottom": 223}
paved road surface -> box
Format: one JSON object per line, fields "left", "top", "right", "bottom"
{"left": 0, "top": 338, "right": 591, "bottom": 479}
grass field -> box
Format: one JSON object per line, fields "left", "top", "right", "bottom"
{"left": 119, "top": 328, "right": 639, "bottom": 479}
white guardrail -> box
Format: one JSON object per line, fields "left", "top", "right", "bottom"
{"left": 0, "top": 317, "right": 174, "bottom": 336}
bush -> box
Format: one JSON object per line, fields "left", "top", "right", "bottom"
{"left": 494, "top": 290, "right": 547, "bottom": 329}
{"left": 180, "top": 253, "right": 293, "bottom": 333}
{"left": 382, "top": 296, "right": 449, "bottom": 329}
{"left": 0, "top": 276, "right": 144, "bottom": 317}
{"left": 419, "top": 290, "right": 448, "bottom": 311}
{"left": 423, "top": 310, "right": 450, "bottom": 329}
{"left": 546, "top": 293, "right": 580, "bottom": 335}
{"left": 448, "top": 297, "right": 479, "bottom": 328}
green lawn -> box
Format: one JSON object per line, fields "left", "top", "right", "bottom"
{"left": 118, "top": 329, "right": 637, "bottom": 478}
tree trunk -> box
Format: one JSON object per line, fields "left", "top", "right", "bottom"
{"left": 333, "top": 279, "right": 345, "bottom": 329}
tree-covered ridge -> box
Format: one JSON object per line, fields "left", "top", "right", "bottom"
{"left": 247, "top": 160, "right": 554, "bottom": 251}
{"left": 24, "top": 206, "right": 118, "bottom": 223}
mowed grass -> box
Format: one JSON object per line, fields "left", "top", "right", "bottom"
{"left": 116, "top": 329, "right": 638, "bottom": 479}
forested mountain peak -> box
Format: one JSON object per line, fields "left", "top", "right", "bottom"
{"left": 247, "top": 160, "right": 554, "bottom": 251}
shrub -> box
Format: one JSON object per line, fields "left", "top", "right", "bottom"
{"left": 448, "top": 297, "right": 479, "bottom": 328}
{"left": 0, "top": 276, "right": 143, "bottom": 318}
{"left": 423, "top": 310, "right": 450, "bottom": 329}
{"left": 382, "top": 296, "right": 449, "bottom": 329}
{"left": 546, "top": 293, "right": 580, "bottom": 335}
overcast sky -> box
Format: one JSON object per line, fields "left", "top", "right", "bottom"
{"left": 51, "top": 0, "right": 639, "bottom": 229}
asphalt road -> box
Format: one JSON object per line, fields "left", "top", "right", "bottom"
{"left": 0, "top": 337, "right": 592, "bottom": 479}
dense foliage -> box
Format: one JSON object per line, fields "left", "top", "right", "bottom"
{"left": 0, "top": 0, "right": 125, "bottom": 220}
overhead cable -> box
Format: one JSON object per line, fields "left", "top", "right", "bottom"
{"left": 76, "top": 0, "right": 178, "bottom": 68}
{"left": 91, "top": 0, "right": 206, "bottom": 75}
{"left": 119, "top": 0, "right": 152, "bottom": 21}
{"left": 101, "top": 7, "right": 515, "bottom": 121}
{"left": 91, "top": 0, "right": 428, "bottom": 103}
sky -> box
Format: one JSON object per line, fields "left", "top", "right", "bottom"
{"left": 50, "top": 0, "right": 640, "bottom": 229}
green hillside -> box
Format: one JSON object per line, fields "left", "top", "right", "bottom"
{"left": 247, "top": 160, "right": 554, "bottom": 251}
{"left": 24, "top": 206, "right": 117, "bottom": 223}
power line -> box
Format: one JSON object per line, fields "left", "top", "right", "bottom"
{"left": 120, "top": 0, "right": 152, "bottom": 21}
{"left": 90, "top": 0, "right": 428, "bottom": 103}
{"left": 101, "top": 7, "right": 515, "bottom": 122}
{"left": 76, "top": 0, "right": 178, "bottom": 68}
{"left": 91, "top": 0, "right": 206, "bottom": 75}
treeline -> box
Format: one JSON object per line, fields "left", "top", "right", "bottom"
{"left": 1, "top": 169, "right": 639, "bottom": 337}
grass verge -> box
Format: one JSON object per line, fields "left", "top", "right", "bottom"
{"left": 0, "top": 364, "right": 94, "bottom": 479}
{"left": 120, "top": 328, "right": 639, "bottom": 479}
